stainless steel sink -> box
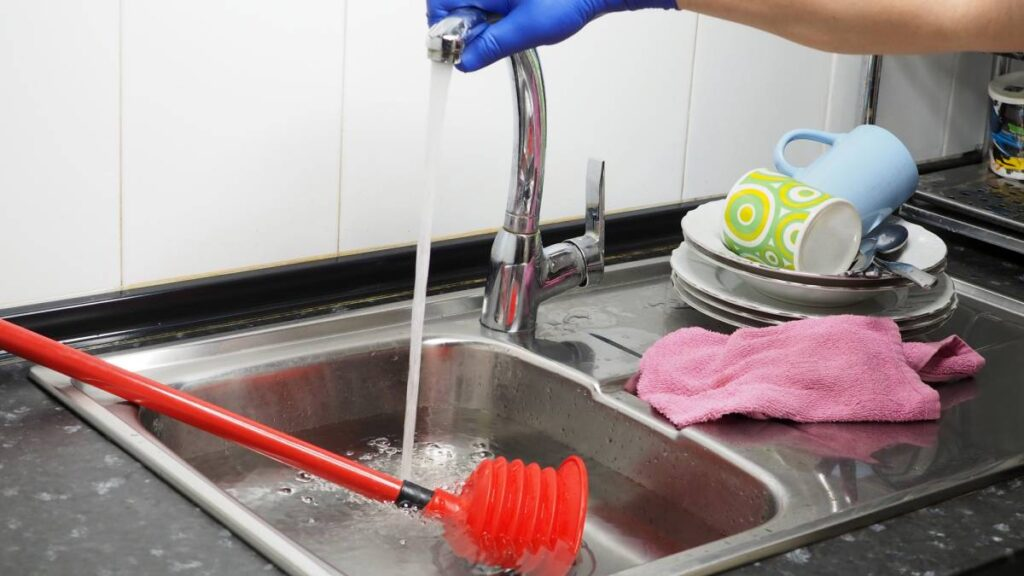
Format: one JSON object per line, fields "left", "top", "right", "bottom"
{"left": 30, "top": 258, "right": 1024, "bottom": 576}
{"left": 140, "top": 338, "right": 773, "bottom": 575}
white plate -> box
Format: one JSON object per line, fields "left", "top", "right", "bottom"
{"left": 671, "top": 243, "right": 957, "bottom": 324}
{"left": 672, "top": 273, "right": 957, "bottom": 334}
{"left": 714, "top": 255, "right": 904, "bottom": 307}
{"left": 682, "top": 200, "right": 947, "bottom": 288}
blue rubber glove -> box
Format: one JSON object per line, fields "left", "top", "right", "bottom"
{"left": 427, "top": 0, "right": 678, "bottom": 72}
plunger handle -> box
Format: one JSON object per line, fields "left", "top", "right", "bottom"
{"left": 0, "top": 318, "right": 422, "bottom": 506}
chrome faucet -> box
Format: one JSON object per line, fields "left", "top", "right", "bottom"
{"left": 427, "top": 9, "right": 606, "bottom": 333}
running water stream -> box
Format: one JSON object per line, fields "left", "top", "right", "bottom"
{"left": 400, "top": 62, "right": 453, "bottom": 481}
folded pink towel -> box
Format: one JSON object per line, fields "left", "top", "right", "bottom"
{"left": 634, "top": 315, "right": 985, "bottom": 428}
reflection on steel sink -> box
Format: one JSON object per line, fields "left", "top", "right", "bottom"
{"left": 29, "top": 258, "right": 1024, "bottom": 576}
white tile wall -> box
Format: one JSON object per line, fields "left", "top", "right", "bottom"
{"left": 682, "top": 17, "right": 848, "bottom": 200}
{"left": 877, "top": 53, "right": 994, "bottom": 161}
{"left": 121, "top": 0, "right": 346, "bottom": 285}
{"left": 0, "top": 4, "right": 1000, "bottom": 308}
{"left": 877, "top": 54, "right": 960, "bottom": 160}
{"left": 0, "top": 0, "right": 120, "bottom": 308}
{"left": 826, "top": 55, "right": 870, "bottom": 133}
{"left": 338, "top": 0, "right": 513, "bottom": 252}
{"left": 944, "top": 53, "right": 993, "bottom": 156}
{"left": 538, "top": 10, "right": 697, "bottom": 216}
{"left": 339, "top": 4, "right": 697, "bottom": 252}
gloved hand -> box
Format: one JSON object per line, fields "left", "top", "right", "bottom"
{"left": 427, "top": 0, "right": 678, "bottom": 72}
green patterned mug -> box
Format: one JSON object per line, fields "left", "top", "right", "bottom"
{"left": 722, "top": 169, "right": 862, "bottom": 275}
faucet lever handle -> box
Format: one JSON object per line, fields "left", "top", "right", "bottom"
{"left": 573, "top": 158, "right": 606, "bottom": 287}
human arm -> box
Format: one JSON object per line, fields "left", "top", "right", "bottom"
{"left": 678, "top": 0, "right": 1024, "bottom": 55}
{"left": 429, "top": 0, "right": 1024, "bottom": 72}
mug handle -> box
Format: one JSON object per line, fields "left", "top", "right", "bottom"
{"left": 774, "top": 129, "right": 840, "bottom": 177}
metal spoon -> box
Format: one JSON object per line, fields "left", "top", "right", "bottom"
{"left": 871, "top": 223, "right": 938, "bottom": 289}
{"left": 875, "top": 258, "right": 938, "bottom": 289}
{"left": 849, "top": 223, "right": 909, "bottom": 274}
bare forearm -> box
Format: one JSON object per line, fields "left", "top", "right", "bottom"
{"left": 677, "top": 0, "right": 1024, "bottom": 54}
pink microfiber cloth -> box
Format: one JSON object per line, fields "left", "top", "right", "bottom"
{"left": 633, "top": 315, "right": 985, "bottom": 428}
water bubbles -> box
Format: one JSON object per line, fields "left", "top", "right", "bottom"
{"left": 295, "top": 471, "right": 314, "bottom": 483}
{"left": 472, "top": 442, "right": 488, "bottom": 450}
{"left": 301, "top": 496, "right": 316, "bottom": 506}
{"left": 423, "top": 442, "right": 455, "bottom": 462}
{"left": 277, "top": 487, "right": 294, "bottom": 496}
{"left": 368, "top": 437, "right": 391, "bottom": 450}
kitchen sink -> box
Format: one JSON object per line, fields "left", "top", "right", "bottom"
{"left": 140, "top": 338, "right": 773, "bottom": 575}
{"left": 30, "top": 258, "right": 1024, "bottom": 575}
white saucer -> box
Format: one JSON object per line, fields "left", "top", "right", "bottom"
{"left": 671, "top": 243, "right": 957, "bottom": 324}
{"left": 682, "top": 199, "right": 948, "bottom": 289}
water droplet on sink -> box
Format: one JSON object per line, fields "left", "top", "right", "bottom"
{"left": 472, "top": 442, "right": 487, "bottom": 449}
{"left": 345, "top": 450, "right": 355, "bottom": 457}
{"left": 295, "top": 471, "right": 314, "bottom": 483}
{"left": 301, "top": 496, "right": 316, "bottom": 505}
{"left": 384, "top": 447, "right": 399, "bottom": 457}
{"left": 277, "top": 487, "right": 294, "bottom": 495}
{"left": 399, "top": 539, "right": 407, "bottom": 546}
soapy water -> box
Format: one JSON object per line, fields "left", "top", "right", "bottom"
{"left": 187, "top": 409, "right": 610, "bottom": 575}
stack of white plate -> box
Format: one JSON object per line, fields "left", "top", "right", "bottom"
{"left": 673, "top": 199, "right": 957, "bottom": 333}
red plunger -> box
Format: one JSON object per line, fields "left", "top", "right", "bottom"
{"left": 0, "top": 318, "right": 587, "bottom": 574}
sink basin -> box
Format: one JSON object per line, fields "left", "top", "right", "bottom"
{"left": 29, "top": 258, "right": 1024, "bottom": 575}
{"left": 139, "top": 339, "right": 773, "bottom": 575}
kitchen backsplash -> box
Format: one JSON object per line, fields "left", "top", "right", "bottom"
{"left": 0, "top": 0, "right": 993, "bottom": 309}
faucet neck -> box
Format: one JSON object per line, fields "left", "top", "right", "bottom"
{"left": 503, "top": 50, "right": 547, "bottom": 236}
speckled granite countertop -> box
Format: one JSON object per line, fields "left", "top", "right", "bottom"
{"left": 727, "top": 477, "right": 1024, "bottom": 576}
{"left": 1, "top": 229, "right": 1023, "bottom": 576}
{"left": 0, "top": 360, "right": 280, "bottom": 575}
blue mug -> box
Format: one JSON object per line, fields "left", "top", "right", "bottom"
{"left": 773, "top": 125, "right": 918, "bottom": 233}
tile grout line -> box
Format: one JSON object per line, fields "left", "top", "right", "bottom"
{"left": 940, "top": 53, "right": 963, "bottom": 157}
{"left": 335, "top": 0, "right": 349, "bottom": 255}
{"left": 117, "top": 0, "right": 126, "bottom": 288}
{"left": 822, "top": 53, "right": 838, "bottom": 132}
{"left": 678, "top": 14, "right": 701, "bottom": 203}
